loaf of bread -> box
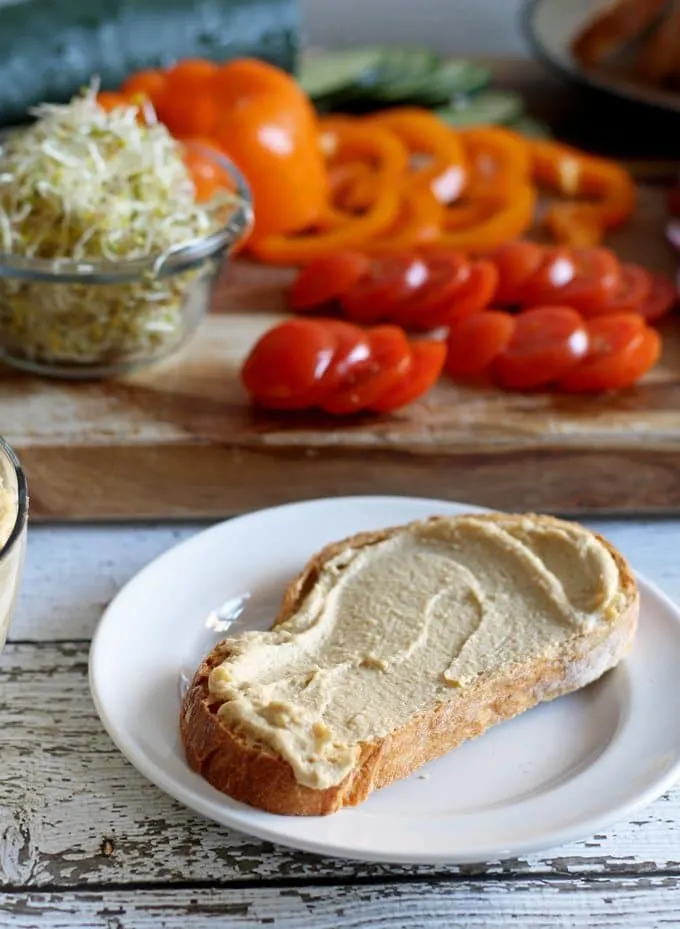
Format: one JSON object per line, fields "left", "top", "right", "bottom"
{"left": 181, "top": 513, "right": 638, "bottom": 815}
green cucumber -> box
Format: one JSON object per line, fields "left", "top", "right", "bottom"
{"left": 405, "top": 61, "right": 492, "bottom": 106}
{"left": 436, "top": 90, "right": 525, "bottom": 128}
{"left": 298, "top": 48, "right": 384, "bottom": 98}
{"left": 0, "top": 0, "right": 298, "bottom": 126}
{"left": 509, "top": 115, "right": 553, "bottom": 138}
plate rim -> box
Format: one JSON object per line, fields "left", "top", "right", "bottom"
{"left": 522, "top": 0, "right": 680, "bottom": 116}
{"left": 89, "top": 494, "right": 680, "bottom": 864}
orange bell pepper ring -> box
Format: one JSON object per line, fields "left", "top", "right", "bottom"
{"left": 247, "top": 187, "right": 401, "bottom": 265}
{"left": 211, "top": 59, "right": 328, "bottom": 238}
{"left": 368, "top": 108, "right": 467, "bottom": 204}
{"left": 364, "top": 187, "right": 444, "bottom": 255}
{"left": 530, "top": 139, "right": 636, "bottom": 245}
{"left": 436, "top": 183, "right": 537, "bottom": 253}
{"left": 320, "top": 118, "right": 409, "bottom": 184}
{"left": 459, "top": 126, "right": 532, "bottom": 199}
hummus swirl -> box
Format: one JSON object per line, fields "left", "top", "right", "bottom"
{"left": 208, "top": 515, "right": 620, "bottom": 789}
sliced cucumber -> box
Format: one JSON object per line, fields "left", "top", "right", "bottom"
{"left": 436, "top": 90, "right": 524, "bottom": 128}
{"left": 298, "top": 48, "right": 384, "bottom": 98}
{"left": 409, "top": 61, "right": 492, "bottom": 105}
{"left": 509, "top": 115, "right": 553, "bottom": 139}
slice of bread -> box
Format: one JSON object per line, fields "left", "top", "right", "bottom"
{"left": 181, "top": 513, "right": 638, "bottom": 816}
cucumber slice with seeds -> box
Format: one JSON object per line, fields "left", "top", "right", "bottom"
{"left": 298, "top": 48, "right": 384, "bottom": 98}
{"left": 436, "top": 90, "right": 524, "bottom": 128}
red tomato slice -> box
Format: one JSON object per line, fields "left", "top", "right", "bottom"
{"left": 431, "top": 259, "right": 499, "bottom": 328}
{"left": 241, "top": 319, "right": 336, "bottom": 405}
{"left": 637, "top": 273, "right": 677, "bottom": 323}
{"left": 549, "top": 247, "right": 621, "bottom": 314}
{"left": 491, "top": 241, "right": 544, "bottom": 305}
{"left": 391, "top": 251, "right": 471, "bottom": 329}
{"left": 321, "top": 325, "right": 411, "bottom": 414}
{"left": 493, "top": 306, "right": 589, "bottom": 390}
{"left": 518, "top": 247, "right": 576, "bottom": 305}
{"left": 315, "top": 320, "right": 372, "bottom": 396}
{"left": 583, "top": 264, "right": 652, "bottom": 317}
{"left": 340, "top": 254, "right": 427, "bottom": 324}
{"left": 289, "top": 252, "right": 371, "bottom": 312}
{"left": 445, "top": 311, "right": 516, "bottom": 379}
{"left": 559, "top": 314, "right": 659, "bottom": 392}
{"left": 371, "top": 340, "right": 447, "bottom": 413}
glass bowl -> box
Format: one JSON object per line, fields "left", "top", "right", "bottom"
{"left": 0, "top": 436, "right": 28, "bottom": 657}
{"left": 0, "top": 145, "right": 253, "bottom": 379}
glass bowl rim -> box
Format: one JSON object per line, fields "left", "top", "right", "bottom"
{"left": 0, "top": 436, "right": 28, "bottom": 563}
{"left": 0, "top": 142, "right": 253, "bottom": 284}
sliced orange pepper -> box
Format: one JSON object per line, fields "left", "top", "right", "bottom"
{"left": 436, "top": 183, "right": 537, "bottom": 253}
{"left": 247, "top": 188, "right": 401, "bottom": 265}
{"left": 320, "top": 118, "right": 409, "bottom": 183}
{"left": 544, "top": 204, "right": 605, "bottom": 248}
{"left": 368, "top": 108, "right": 467, "bottom": 204}
{"left": 364, "top": 188, "right": 444, "bottom": 255}
{"left": 328, "top": 161, "right": 375, "bottom": 210}
{"left": 443, "top": 198, "right": 501, "bottom": 231}
{"left": 460, "top": 126, "right": 532, "bottom": 199}
{"left": 530, "top": 140, "right": 636, "bottom": 245}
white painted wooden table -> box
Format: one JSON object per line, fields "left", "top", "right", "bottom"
{"left": 2, "top": 517, "right": 680, "bottom": 928}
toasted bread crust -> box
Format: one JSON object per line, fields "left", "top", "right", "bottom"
{"left": 181, "top": 514, "right": 639, "bottom": 816}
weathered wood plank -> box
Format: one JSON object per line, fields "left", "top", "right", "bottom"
{"left": 9, "top": 519, "right": 680, "bottom": 642}
{"left": 2, "top": 878, "right": 679, "bottom": 928}
{"left": 1, "top": 642, "right": 680, "bottom": 889}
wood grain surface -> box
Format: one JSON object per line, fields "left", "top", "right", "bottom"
{"left": 3, "top": 61, "right": 680, "bottom": 521}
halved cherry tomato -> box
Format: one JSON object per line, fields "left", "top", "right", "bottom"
{"left": 442, "top": 259, "right": 499, "bottom": 326}
{"left": 390, "top": 251, "right": 470, "bottom": 329}
{"left": 121, "top": 69, "right": 167, "bottom": 107}
{"left": 315, "top": 320, "right": 371, "bottom": 396}
{"left": 340, "top": 254, "right": 428, "bottom": 324}
{"left": 491, "top": 241, "right": 544, "bottom": 305}
{"left": 548, "top": 247, "right": 621, "bottom": 314}
{"left": 371, "top": 340, "right": 447, "bottom": 413}
{"left": 559, "top": 315, "right": 659, "bottom": 392}
{"left": 637, "top": 273, "right": 676, "bottom": 322}
{"left": 584, "top": 264, "right": 652, "bottom": 317}
{"left": 445, "top": 311, "right": 516, "bottom": 379}
{"left": 517, "top": 247, "right": 576, "bottom": 306}
{"left": 493, "top": 306, "right": 589, "bottom": 389}
{"left": 289, "top": 252, "right": 371, "bottom": 312}
{"left": 241, "top": 319, "right": 336, "bottom": 405}
{"left": 321, "top": 325, "right": 411, "bottom": 414}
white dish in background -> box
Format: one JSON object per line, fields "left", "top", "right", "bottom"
{"left": 89, "top": 495, "right": 680, "bottom": 864}
{"left": 524, "top": 0, "right": 680, "bottom": 115}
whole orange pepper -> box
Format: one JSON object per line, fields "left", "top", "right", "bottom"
{"left": 436, "top": 183, "right": 537, "bottom": 253}
{"left": 368, "top": 108, "right": 467, "bottom": 204}
{"left": 530, "top": 139, "right": 636, "bottom": 245}
{"left": 211, "top": 59, "right": 328, "bottom": 238}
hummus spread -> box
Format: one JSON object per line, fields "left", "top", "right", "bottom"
{"left": 0, "top": 449, "right": 24, "bottom": 653}
{"left": 208, "top": 516, "right": 620, "bottom": 790}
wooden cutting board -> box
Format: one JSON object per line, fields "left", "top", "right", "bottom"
{"left": 4, "top": 60, "right": 680, "bottom": 521}
{"left": 4, "top": 183, "right": 680, "bottom": 521}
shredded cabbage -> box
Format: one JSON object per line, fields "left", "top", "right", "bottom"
{"left": 0, "top": 88, "right": 236, "bottom": 369}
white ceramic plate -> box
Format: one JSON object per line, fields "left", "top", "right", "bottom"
{"left": 90, "top": 495, "right": 680, "bottom": 864}
{"left": 524, "top": 0, "right": 680, "bottom": 115}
